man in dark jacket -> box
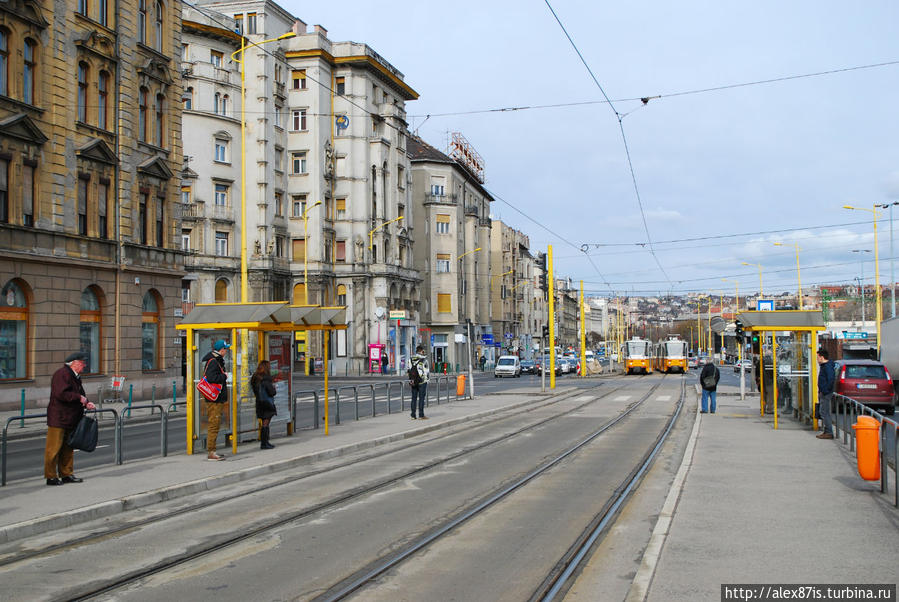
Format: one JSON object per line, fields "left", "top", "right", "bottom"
{"left": 201, "top": 340, "right": 230, "bottom": 460}
{"left": 44, "top": 352, "right": 95, "bottom": 485}
{"left": 816, "top": 349, "right": 836, "bottom": 439}
{"left": 699, "top": 358, "right": 720, "bottom": 414}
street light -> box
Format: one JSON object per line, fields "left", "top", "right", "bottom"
{"left": 490, "top": 269, "right": 514, "bottom": 347}
{"left": 741, "top": 262, "right": 763, "bottom": 298}
{"left": 300, "top": 201, "right": 322, "bottom": 305}
{"left": 844, "top": 204, "right": 883, "bottom": 354}
{"left": 773, "top": 242, "right": 803, "bottom": 309}
{"left": 722, "top": 278, "right": 740, "bottom": 313}
{"left": 851, "top": 249, "right": 872, "bottom": 324}
{"left": 458, "top": 247, "right": 482, "bottom": 401}
{"left": 369, "top": 216, "right": 404, "bottom": 251}
{"left": 723, "top": 277, "right": 744, "bottom": 399}
{"left": 876, "top": 201, "right": 899, "bottom": 318}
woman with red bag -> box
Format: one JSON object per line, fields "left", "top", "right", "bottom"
{"left": 201, "top": 340, "right": 230, "bottom": 461}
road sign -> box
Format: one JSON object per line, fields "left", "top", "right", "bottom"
{"left": 336, "top": 115, "right": 349, "bottom": 129}
{"left": 757, "top": 299, "right": 775, "bottom": 311}
{"left": 389, "top": 310, "right": 407, "bottom": 320}
{"left": 504, "top": 333, "right": 513, "bottom": 339}
{"left": 843, "top": 331, "right": 868, "bottom": 339}
{"left": 481, "top": 334, "right": 494, "bottom": 345}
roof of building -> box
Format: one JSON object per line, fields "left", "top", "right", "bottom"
{"left": 407, "top": 136, "right": 494, "bottom": 202}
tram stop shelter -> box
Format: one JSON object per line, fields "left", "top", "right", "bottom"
{"left": 176, "top": 302, "right": 347, "bottom": 455}
{"left": 737, "top": 310, "right": 826, "bottom": 430}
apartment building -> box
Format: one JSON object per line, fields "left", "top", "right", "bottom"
{"left": 490, "top": 221, "right": 536, "bottom": 359}
{"left": 408, "top": 135, "right": 493, "bottom": 370}
{"left": 0, "top": 0, "right": 184, "bottom": 405}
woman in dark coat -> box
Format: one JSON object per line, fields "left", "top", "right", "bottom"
{"left": 251, "top": 360, "right": 277, "bottom": 450}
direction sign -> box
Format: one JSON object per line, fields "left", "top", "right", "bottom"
{"left": 389, "top": 310, "right": 407, "bottom": 320}
{"left": 843, "top": 331, "right": 868, "bottom": 339}
{"left": 481, "top": 334, "right": 494, "bottom": 345}
{"left": 757, "top": 299, "right": 775, "bottom": 311}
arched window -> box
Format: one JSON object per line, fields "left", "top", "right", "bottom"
{"left": 80, "top": 287, "right": 101, "bottom": 375}
{"left": 154, "top": 0, "right": 164, "bottom": 51}
{"left": 98, "top": 71, "right": 109, "bottom": 129}
{"left": 0, "top": 29, "right": 7, "bottom": 97}
{"left": 213, "top": 92, "right": 220, "bottom": 114}
{"left": 215, "top": 279, "right": 229, "bottom": 303}
{"left": 183, "top": 86, "right": 193, "bottom": 110}
{"left": 24, "top": 39, "right": 36, "bottom": 105}
{"left": 141, "top": 291, "right": 160, "bottom": 371}
{"left": 77, "top": 62, "right": 89, "bottom": 123}
{"left": 221, "top": 94, "right": 229, "bottom": 116}
{"left": 137, "top": 0, "right": 147, "bottom": 44}
{"left": 155, "top": 92, "right": 165, "bottom": 147}
{"left": 0, "top": 280, "right": 28, "bottom": 379}
{"left": 337, "top": 284, "right": 347, "bottom": 306}
{"left": 138, "top": 86, "right": 148, "bottom": 141}
{"left": 292, "top": 283, "right": 306, "bottom": 305}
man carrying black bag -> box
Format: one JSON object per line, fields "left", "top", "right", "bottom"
{"left": 44, "top": 352, "right": 95, "bottom": 486}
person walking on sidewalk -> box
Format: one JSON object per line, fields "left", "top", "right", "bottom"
{"left": 479, "top": 355, "right": 486, "bottom": 372}
{"left": 816, "top": 349, "right": 836, "bottom": 439}
{"left": 44, "top": 352, "right": 96, "bottom": 486}
{"left": 409, "top": 345, "right": 430, "bottom": 420}
{"left": 201, "top": 340, "right": 230, "bottom": 460}
{"left": 699, "top": 358, "right": 720, "bottom": 414}
{"left": 251, "top": 360, "right": 277, "bottom": 450}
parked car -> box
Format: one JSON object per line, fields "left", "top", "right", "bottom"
{"left": 833, "top": 360, "right": 896, "bottom": 415}
{"left": 494, "top": 355, "right": 521, "bottom": 378}
{"left": 733, "top": 359, "right": 752, "bottom": 373}
{"left": 520, "top": 359, "right": 536, "bottom": 374}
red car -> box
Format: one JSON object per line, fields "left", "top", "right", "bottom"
{"left": 833, "top": 360, "right": 896, "bottom": 415}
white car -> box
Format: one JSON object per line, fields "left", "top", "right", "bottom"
{"left": 494, "top": 355, "right": 521, "bottom": 378}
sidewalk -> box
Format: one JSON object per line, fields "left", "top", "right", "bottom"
{"left": 0, "top": 384, "right": 571, "bottom": 545}
{"left": 634, "top": 384, "right": 899, "bottom": 601}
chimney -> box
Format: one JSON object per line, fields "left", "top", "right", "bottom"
{"left": 292, "top": 19, "right": 307, "bottom": 35}
{"left": 314, "top": 24, "right": 328, "bottom": 36}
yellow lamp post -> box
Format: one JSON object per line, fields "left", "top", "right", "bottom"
{"left": 369, "top": 216, "right": 404, "bottom": 250}
{"left": 490, "top": 269, "right": 514, "bottom": 344}
{"left": 300, "top": 201, "right": 322, "bottom": 304}
{"left": 722, "top": 278, "right": 740, "bottom": 313}
{"left": 844, "top": 204, "right": 883, "bottom": 354}
{"left": 773, "top": 242, "right": 803, "bottom": 309}
{"left": 741, "top": 262, "right": 763, "bottom": 298}
{"left": 458, "top": 247, "right": 481, "bottom": 398}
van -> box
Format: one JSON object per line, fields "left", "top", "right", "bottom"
{"left": 494, "top": 355, "right": 521, "bottom": 378}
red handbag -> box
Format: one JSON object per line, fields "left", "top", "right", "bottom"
{"left": 197, "top": 359, "right": 223, "bottom": 401}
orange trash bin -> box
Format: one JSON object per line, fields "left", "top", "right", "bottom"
{"left": 852, "top": 415, "right": 881, "bottom": 481}
{"left": 456, "top": 374, "right": 466, "bottom": 396}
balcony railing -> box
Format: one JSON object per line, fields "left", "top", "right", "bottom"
{"left": 211, "top": 204, "right": 233, "bottom": 221}
{"left": 179, "top": 202, "right": 203, "bottom": 219}
{"left": 426, "top": 193, "right": 457, "bottom": 204}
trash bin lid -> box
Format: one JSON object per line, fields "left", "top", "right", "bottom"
{"left": 852, "top": 415, "right": 881, "bottom": 429}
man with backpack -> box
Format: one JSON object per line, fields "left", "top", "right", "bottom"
{"left": 700, "top": 357, "right": 720, "bottom": 414}
{"left": 408, "top": 345, "right": 430, "bottom": 420}
{"left": 816, "top": 349, "right": 836, "bottom": 440}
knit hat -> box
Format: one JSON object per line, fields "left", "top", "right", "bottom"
{"left": 213, "top": 340, "right": 231, "bottom": 351}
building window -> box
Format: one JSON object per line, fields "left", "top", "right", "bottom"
{"left": 137, "top": 0, "right": 147, "bottom": 44}
{"left": 274, "top": 104, "right": 282, "bottom": 128}
{"left": 98, "top": 71, "right": 109, "bottom": 128}
{"left": 181, "top": 281, "right": 191, "bottom": 302}
{"left": 77, "top": 176, "right": 88, "bottom": 235}
{"left": 436, "top": 214, "right": 450, "bottom": 234}
{"left": 98, "top": 0, "right": 108, "bottom": 25}
{"left": 0, "top": 29, "right": 7, "bottom": 96}
{"left": 155, "top": 93, "right": 165, "bottom": 147}
{"left": 22, "top": 162, "right": 34, "bottom": 227}
{"left": 292, "top": 238, "right": 305, "bottom": 262}
{"left": 437, "top": 293, "right": 452, "bottom": 313}
{"left": 246, "top": 12, "right": 256, "bottom": 34}
{"left": 324, "top": 234, "right": 332, "bottom": 263}
{"left": 210, "top": 49, "right": 222, "bottom": 68}
{"left": 183, "top": 86, "right": 192, "bottom": 110}
{"left": 97, "top": 180, "right": 108, "bottom": 238}
{"left": 24, "top": 39, "right": 36, "bottom": 105}
{"left": 80, "top": 287, "right": 101, "bottom": 375}
{"left": 336, "top": 240, "right": 346, "bottom": 263}
{"left": 0, "top": 280, "right": 28, "bottom": 379}
{"left": 291, "top": 109, "right": 306, "bottom": 131}
{"left": 138, "top": 193, "right": 147, "bottom": 244}
{"left": 78, "top": 62, "right": 89, "bottom": 123}
{"left": 181, "top": 43, "right": 189, "bottom": 61}
{"left": 274, "top": 192, "right": 283, "bottom": 216}
{"left": 336, "top": 198, "right": 346, "bottom": 220}
{"left": 141, "top": 291, "right": 159, "bottom": 371}
{"left": 291, "top": 151, "right": 307, "bottom": 174}
{"left": 436, "top": 253, "right": 450, "bottom": 273}
{"left": 337, "top": 284, "right": 346, "bottom": 306}
{"left": 154, "top": 0, "right": 163, "bottom": 51}
{"left": 155, "top": 196, "right": 164, "bottom": 247}
{"left": 292, "top": 194, "right": 307, "bottom": 217}
{"left": 213, "top": 92, "right": 220, "bottom": 114}
{"left": 275, "top": 236, "right": 284, "bottom": 258}
{"left": 77, "top": 0, "right": 88, "bottom": 16}
{"left": 0, "top": 158, "right": 8, "bottom": 223}
{"left": 335, "top": 76, "right": 345, "bottom": 95}
{"left": 430, "top": 182, "right": 445, "bottom": 196}
{"left": 214, "top": 138, "right": 228, "bottom": 162}
{"left": 215, "top": 231, "right": 228, "bottom": 256}
{"left": 181, "top": 185, "right": 191, "bottom": 204}
{"left": 233, "top": 14, "right": 242, "bottom": 34}
{"left": 138, "top": 87, "right": 148, "bottom": 141}
{"left": 274, "top": 147, "right": 283, "bottom": 171}
{"left": 293, "top": 283, "right": 306, "bottom": 305}
{"left": 215, "top": 278, "right": 228, "bottom": 302}
{"left": 214, "top": 183, "right": 228, "bottom": 206}
{"left": 397, "top": 165, "right": 405, "bottom": 189}
{"left": 292, "top": 69, "right": 306, "bottom": 89}
{"left": 181, "top": 229, "right": 190, "bottom": 251}
{"left": 221, "top": 94, "right": 229, "bottom": 116}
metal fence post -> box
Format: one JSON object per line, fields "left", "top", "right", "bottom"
{"left": 881, "top": 421, "right": 888, "bottom": 494}
{"left": 19, "top": 389, "right": 25, "bottom": 428}
{"left": 127, "top": 384, "right": 133, "bottom": 418}
{"left": 313, "top": 391, "right": 320, "bottom": 429}
{"left": 371, "top": 384, "right": 377, "bottom": 417}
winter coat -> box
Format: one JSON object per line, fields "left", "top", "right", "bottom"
{"left": 252, "top": 374, "right": 278, "bottom": 420}
{"left": 700, "top": 363, "right": 720, "bottom": 392}
{"left": 411, "top": 353, "right": 430, "bottom": 385}
{"left": 47, "top": 364, "right": 86, "bottom": 429}
{"left": 818, "top": 360, "right": 835, "bottom": 395}
{"left": 200, "top": 351, "right": 228, "bottom": 403}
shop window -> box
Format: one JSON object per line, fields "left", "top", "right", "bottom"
{"left": 141, "top": 291, "right": 160, "bottom": 371}
{"left": 0, "top": 280, "right": 28, "bottom": 379}
{"left": 80, "top": 287, "right": 101, "bottom": 375}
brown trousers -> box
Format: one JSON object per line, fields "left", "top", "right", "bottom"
{"left": 44, "top": 426, "right": 74, "bottom": 479}
{"left": 205, "top": 401, "right": 224, "bottom": 453}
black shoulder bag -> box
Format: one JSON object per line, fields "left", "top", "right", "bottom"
{"left": 68, "top": 411, "right": 99, "bottom": 452}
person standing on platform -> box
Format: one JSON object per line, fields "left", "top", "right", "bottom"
{"left": 816, "top": 349, "right": 836, "bottom": 440}
{"left": 699, "top": 357, "right": 720, "bottom": 414}
{"left": 409, "top": 345, "right": 430, "bottom": 420}
{"left": 201, "top": 340, "right": 230, "bottom": 460}
{"left": 381, "top": 352, "right": 389, "bottom": 375}
{"left": 251, "top": 360, "right": 277, "bottom": 450}
{"left": 44, "top": 352, "right": 95, "bottom": 486}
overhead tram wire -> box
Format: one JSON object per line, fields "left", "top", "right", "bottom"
{"left": 543, "top": 0, "right": 671, "bottom": 285}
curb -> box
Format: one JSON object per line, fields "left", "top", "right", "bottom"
{"left": 0, "top": 389, "right": 578, "bottom": 545}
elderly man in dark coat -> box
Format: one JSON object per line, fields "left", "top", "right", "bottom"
{"left": 44, "top": 352, "right": 95, "bottom": 485}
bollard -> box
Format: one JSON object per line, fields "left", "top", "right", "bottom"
{"left": 170, "top": 380, "right": 177, "bottom": 412}
{"left": 19, "top": 389, "right": 25, "bottom": 428}
{"left": 127, "top": 384, "right": 133, "bottom": 418}
{"left": 853, "top": 415, "right": 881, "bottom": 481}
{"left": 151, "top": 384, "right": 156, "bottom": 414}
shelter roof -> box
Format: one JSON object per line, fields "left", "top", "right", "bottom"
{"left": 178, "top": 302, "right": 293, "bottom": 328}
{"left": 290, "top": 305, "right": 347, "bottom": 328}
{"left": 737, "top": 310, "right": 825, "bottom": 331}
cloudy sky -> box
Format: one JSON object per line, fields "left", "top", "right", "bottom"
{"left": 288, "top": 0, "right": 899, "bottom": 298}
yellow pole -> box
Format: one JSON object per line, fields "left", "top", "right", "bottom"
{"left": 324, "top": 329, "right": 330, "bottom": 435}
{"left": 186, "top": 328, "right": 194, "bottom": 455}
{"left": 759, "top": 333, "right": 765, "bottom": 416}
{"left": 875, "top": 206, "right": 882, "bottom": 356}
{"left": 580, "top": 280, "right": 586, "bottom": 377}
{"left": 239, "top": 36, "right": 248, "bottom": 304}
{"left": 231, "top": 327, "right": 238, "bottom": 454}
{"left": 796, "top": 245, "right": 803, "bottom": 309}
{"left": 696, "top": 301, "right": 702, "bottom": 356}
{"left": 302, "top": 201, "right": 321, "bottom": 377}
{"left": 772, "top": 333, "right": 779, "bottom": 430}
{"left": 811, "top": 332, "right": 818, "bottom": 430}
{"left": 548, "top": 245, "right": 555, "bottom": 389}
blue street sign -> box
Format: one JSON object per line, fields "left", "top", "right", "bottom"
{"left": 757, "top": 299, "right": 774, "bottom": 311}
{"left": 843, "top": 331, "right": 868, "bottom": 339}
{"left": 482, "top": 334, "right": 494, "bottom": 345}
{"left": 430, "top": 334, "right": 435, "bottom": 345}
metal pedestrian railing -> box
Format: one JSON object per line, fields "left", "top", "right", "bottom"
{"left": 831, "top": 394, "right": 899, "bottom": 507}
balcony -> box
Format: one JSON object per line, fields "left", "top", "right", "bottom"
{"left": 179, "top": 202, "right": 203, "bottom": 219}
{"left": 478, "top": 217, "right": 492, "bottom": 227}
{"left": 464, "top": 205, "right": 479, "bottom": 216}
{"left": 274, "top": 81, "right": 286, "bottom": 98}
{"left": 211, "top": 204, "right": 234, "bottom": 222}
{"left": 425, "top": 193, "right": 457, "bottom": 205}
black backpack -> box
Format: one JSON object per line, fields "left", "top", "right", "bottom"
{"left": 408, "top": 361, "right": 422, "bottom": 386}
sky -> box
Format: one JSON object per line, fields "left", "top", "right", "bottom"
{"left": 286, "top": 0, "right": 899, "bottom": 298}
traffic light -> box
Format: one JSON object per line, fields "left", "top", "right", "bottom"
{"left": 537, "top": 253, "right": 548, "bottom": 300}
{"left": 542, "top": 325, "right": 549, "bottom": 339}
{"left": 735, "top": 319, "right": 744, "bottom": 343}
{"left": 751, "top": 333, "right": 760, "bottom": 344}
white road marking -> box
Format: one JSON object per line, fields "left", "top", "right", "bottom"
{"left": 75, "top": 445, "right": 109, "bottom": 452}
{"left": 575, "top": 395, "right": 594, "bottom": 402}
{"left": 613, "top": 395, "right": 630, "bottom": 401}
{"left": 656, "top": 395, "right": 671, "bottom": 401}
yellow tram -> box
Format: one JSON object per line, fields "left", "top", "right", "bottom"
{"left": 654, "top": 336, "right": 688, "bottom": 373}
{"left": 623, "top": 337, "right": 653, "bottom": 375}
